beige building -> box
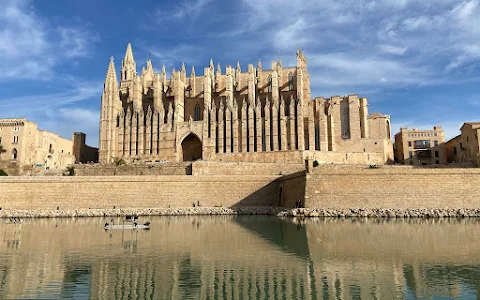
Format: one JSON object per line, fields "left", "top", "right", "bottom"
{"left": 394, "top": 126, "right": 446, "bottom": 165}
{"left": 99, "top": 44, "right": 393, "bottom": 165}
{"left": 0, "top": 118, "right": 75, "bottom": 170}
{"left": 446, "top": 122, "right": 480, "bottom": 166}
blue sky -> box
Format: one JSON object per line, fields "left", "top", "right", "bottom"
{"left": 0, "top": 0, "right": 479, "bottom": 147}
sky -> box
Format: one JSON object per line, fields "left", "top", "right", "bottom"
{"left": 0, "top": 0, "right": 479, "bottom": 147}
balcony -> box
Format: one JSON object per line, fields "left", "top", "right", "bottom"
{"left": 413, "top": 140, "right": 431, "bottom": 149}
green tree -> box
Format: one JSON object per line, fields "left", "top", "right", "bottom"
{"left": 0, "top": 144, "right": 6, "bottom": 159}
{"left": 112, "top": 157, "right": 126, "bottom": 175}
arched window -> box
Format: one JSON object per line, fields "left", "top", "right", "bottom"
{"left": 12, "top": 148, "right": 17, "bottom": 160}
{"left": 386, "top": 120, "right": 391, "bottom": 139}
{"left": 288, "top": 72, "right": 294, "bottom": 91}
{"left": 268, "top": 75, "right": 272, "bottom": 93}
{"left": 194, "top": 104, "right": 201, "bottom": 121}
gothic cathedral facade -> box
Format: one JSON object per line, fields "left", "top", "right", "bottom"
{"left": 99, "top": 44, "right": 393, "bottom": 164}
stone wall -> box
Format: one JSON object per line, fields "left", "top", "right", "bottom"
{"left": 0, "top": 175, "right": 281, "bottom": 210}
{"left": 192, "top": 161, "right": 305, "bottom": 175}
{"left": 278, "top": 171, "right": 306, "bottom": 208}
{"left": 74, "top": 163, "right": 191, "bottom": 176}
{"left": 74, "top": 160, "right": 305, "bottom": 176}
{"left": 305, "top": 166, "right": 480, "bottom": 209}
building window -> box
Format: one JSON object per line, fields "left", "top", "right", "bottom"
{"left": 434, "top": 140, "right": 438, "bottom": 146}
{"left": 288, "top": 73, "right": 294, "bottom": 91}
{"left": 453, "top": 147, "right": 457, "bottom": 155}
{"left": 434, "top": 133, "right": 437, "bottom": 136}
{"left": 436, "top": 160, "right": 439, "bottom": 164}
{"left": 49, "top": 144, "right": 53, "bottom": 154}
{"left": 193, "top": 104, "right": 201, "bottom": 121}
{"left": 268, "top": 75, "right": 272, "bottom": 93}
{"left": 13, "top": 136, "right": 18, "bottom": 144}
{"left": 414, "top": 140, "right": 430, "bottom": 149}
{"left": 408, "top": 141, "right": 412, "bottom": 147}
{"left": 386, "top": 120, "right": 391, "bottom": 139}
{"left": 12, "top": 148, "right": 17, "bottom": 160}
{"left": 467, "top": 137, "right": 469, "bottom": 142}
{"left": 409, "top": 151, "right": 413, "bottom": 158}
{"left": 435, "top": 150, "right": 439, "bottom": 158}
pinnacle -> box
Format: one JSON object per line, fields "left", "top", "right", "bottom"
{"left": 124, "top": 42, "right": 135, "bottom": 63}
{"left": 105, "top": 56, "right": 118, "bottom": 86}
{"left": 146, "top": 58, "right": 153, "bottom": 70}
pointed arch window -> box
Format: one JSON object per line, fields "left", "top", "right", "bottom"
{"left": 288, "top": 73, "right": 294, "bottom": 91}
{"left": 268, "top": 75, "right": 272, "bottom": 93}
{"left": 194, "top": 104, "right": 201, "bottom": 121}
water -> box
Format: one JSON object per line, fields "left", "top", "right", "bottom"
{"left": 1, "top": 216, "right": 480, "bottom": 300}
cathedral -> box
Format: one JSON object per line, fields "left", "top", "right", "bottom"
{"left": 99, "top": 43, "right": 393, "bottom": 164}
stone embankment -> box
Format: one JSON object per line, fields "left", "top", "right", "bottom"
{"left": 3, "top": 207, "right": 480, "bottom": 219}
{"left": 0, "top": 207, "right": 285, "bottom": 218}
{"left": 277, "top": 208, "right": 480, "bottom": 218}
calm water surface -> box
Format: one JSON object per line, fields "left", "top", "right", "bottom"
{"left": 1, "top": 216, "right": 480, "bottom": 299}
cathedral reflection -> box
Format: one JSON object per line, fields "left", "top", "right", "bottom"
{"left": 0, "top": 217, "right": 479, "bottom": 299}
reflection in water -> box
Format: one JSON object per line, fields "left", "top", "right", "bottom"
{"left": 0, "top": 217, "right": 480, "bottom": 299}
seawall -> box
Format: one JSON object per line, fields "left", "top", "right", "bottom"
{"left": 2, "top": 166, "right": 480, "bottom": 218}
{"left": 0, "top": 175, "right": 281, "bottom": 210}
{"left": 306, "top": 166, "right": 480, "bottom": 209}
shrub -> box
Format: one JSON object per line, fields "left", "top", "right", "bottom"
{"left": 66, "top": 166, "right": 75, "bottom": 176}
{"left": 313, "top": 160, "right": 319, "bottom": 167}
{"left": 0, "top": 169, "right": 8, "bottom": 176}
{"left": 368, "top": 164, "right": 379, "bottom": 169}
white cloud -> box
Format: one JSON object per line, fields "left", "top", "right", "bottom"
{"left": 380, "top": 45, "right": 408, "bottom": 55}
{"left": 0, "top": 79, "right": 101, "bottom": 113}
{"left": 0, "top": 0, "right": 99, "bottom": 81}
{"left": 152, "top": 0, "right": 214, "bottom": 22}
{"left": 58, "top": 27, "right": 100, "bottom": 58}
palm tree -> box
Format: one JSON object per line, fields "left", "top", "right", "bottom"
{"left": 112, "top": 157, "right": 126, "bottom": 175}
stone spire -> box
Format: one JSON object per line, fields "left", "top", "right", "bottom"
{"left": 161, "top": 64, "right": 166, "bottom": 75}
{"left": 121, "top": 43, "right": 136, "bottom": 81}
{"left": 181, "top": 62, "right": 187, "bottom": 82}
{"left": 217, "top": 63, "right": 222, "bottom": 75}
{"left": 236, "top": 61, "right": 241, "bottom": 73}
{"left": 125, "top": 43, "right": 134, "bottom": 62}
{"left": 104, "top": 56, "right": 118, "bottom": 87}
{"left": 257, "top": 59, "right": 262, "bottom": 70}
{"left": 146, "top": 58, "right": 153, "bottom": 71}
{"left": 210, "top": 58, "right": 214, "bottom": 71}
{"left": 191, "top": 65, "right": 195, "bottom": 77}
{"left": 143, "top": 57, "right": 154, "bottom": 80}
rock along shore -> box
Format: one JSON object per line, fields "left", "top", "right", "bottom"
{"left": 1, "top": 207, "right": 480, "bottom": 219}
{"left": 277, "top": 208, "right": 480, "bottom": 218}
{"left": 0, "top": 207, "right": 285, "bottom": 218}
